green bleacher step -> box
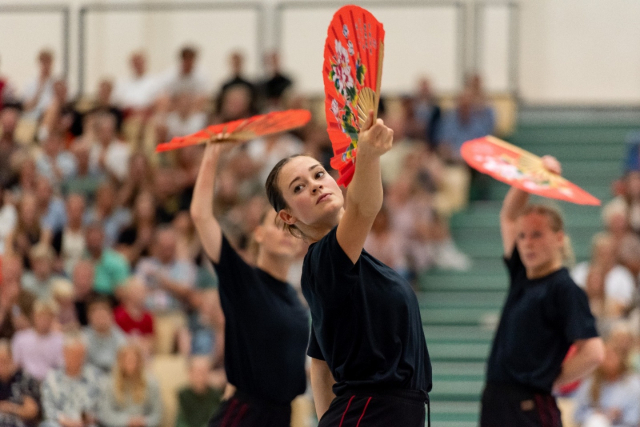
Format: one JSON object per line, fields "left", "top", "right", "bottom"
{"left": 429, "top": 380, "right": 484, "bottom": 401}
{"left": 427, "top": 343, "right": 491, "bottom": 361}
{"left": 418, "top": 291, "right": 506, "bottom": 309}
{"left": 419, "top": 274, "right": 507, "bottom": 291}
{"left": 424, "top": 327, "right": 495, "bottom": 343}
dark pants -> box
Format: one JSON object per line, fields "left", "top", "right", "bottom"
{"left": 318, "top": 388, "right": 429, "bottom": 427}
{"left": 480, "top": 382, "right": 562, "bottom": 427}
{"left": 208, "top": 391, "right": 291, "bottom": 427}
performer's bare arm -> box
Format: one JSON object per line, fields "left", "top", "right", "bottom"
{"left": 310, "top": 357, "right": 336, "bottom": 420}
{"left": 553, "top": 337, "right": 605, "bottom": 391}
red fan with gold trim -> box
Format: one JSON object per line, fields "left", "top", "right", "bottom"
{"left": 155, "top": 109, "right": 312, "bottom": 152}
{"left": 461, "top": 136, "right": 601, "bottom": 206}
{"left": 323, "top": 5, "right": 385, "bottom": 186}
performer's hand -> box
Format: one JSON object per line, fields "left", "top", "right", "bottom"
{"left": 358, "top": 110, "right": 393, "bottom": 158}
{"left": 541, "top": 155, "right": 562, "bottom": 175}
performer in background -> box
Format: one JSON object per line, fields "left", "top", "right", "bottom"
{"left": 266, "top": 112, "right": 432, "bottom": 427}
{"left": 191, "top": 141, "right": 309, "bottom": 427}
{"left": 480, "top": 156, "right": 605, "bottom": 426}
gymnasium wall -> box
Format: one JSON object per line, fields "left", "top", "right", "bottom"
{"left": 0, "top": 0, "right": 638, "bottom": 105}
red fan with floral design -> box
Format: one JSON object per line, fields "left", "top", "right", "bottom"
{"left": 461, "top": 136, "right": 601, "bottom": 206}
{"left": 155, "top": 109, "right": 312, "bottom": 152}
{"left": 323, "top": 5, "right": 385, "bottom": 186}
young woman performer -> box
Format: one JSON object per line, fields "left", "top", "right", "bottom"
{"left": 191, "top": 142, "right": 309, "bottom": 427}
{"left": 480, "top": 156, "right": 605, "bottom": 426}
{"left": 266, "top": 112, "right": 432, "bottom": 427}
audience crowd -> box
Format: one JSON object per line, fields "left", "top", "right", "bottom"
{"left": 11, "top": 43, "right": 640, "bottom": 427}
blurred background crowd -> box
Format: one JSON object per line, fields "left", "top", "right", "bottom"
{"left": 1, "top": 43, "right": 640, "bottom": 427}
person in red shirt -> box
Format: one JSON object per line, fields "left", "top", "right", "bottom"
{"left": 113, "top": 277, "right": 154, "bottom": 354}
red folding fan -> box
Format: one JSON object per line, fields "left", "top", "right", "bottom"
{"left": 323, "top": 5, "right": 385, "bottom": 186}
{"left": 461, "top": 136, "right": 601, "bottom": 206}
{"left": 155, "top": 109, "right": 312, "bottom": 152}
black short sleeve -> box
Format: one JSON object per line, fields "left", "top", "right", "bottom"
{"left": 305, "top": 227, "right": 357, "bottom": 296}
{"left": 308, "top": 325, "right": 324, "bottom": 360}
{"left": 212, "top": 235, "right": 255, "bottom": 301}
{"left": 556, "top": 280, "right": 598, "bottom": 342}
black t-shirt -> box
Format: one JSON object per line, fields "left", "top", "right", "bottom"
{"left": 486, "top": 247, "right": 599, "bottom": 393}
{"left": 213, "top": 236, "right": 309, "bottom": 404}
{"left": 303, "top": 227, "right": 432, "bottom": 395}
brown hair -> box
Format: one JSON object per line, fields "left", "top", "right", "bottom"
{"left": 113, "top": 344, "right": 147, "bottom": 405}
{"left": 264, "top": 154, "right": 305, "bottom": 239}
{"left": 518, "top": 204, "right": 575, "bottom": 267}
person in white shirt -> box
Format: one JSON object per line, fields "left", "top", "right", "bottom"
{"left": 159, "top": 46, "right": 208, "bottom": 106}
{"left": 89, "top": 113, "right": 130, "bottom": 183}
{"left": 114, "top": 52, "right": 161, "bottom": 113}
{"left": 571, "top": 232, "right": 636, "bottom": 319}
{"left": 22, "top": 50, "right": 56, "bottom": 122}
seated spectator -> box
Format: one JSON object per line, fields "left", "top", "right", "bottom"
{"left": 62, "top": 141, "right": 104, "bottom": 199}
{"left": 0, "top": 255, "right": 35, "bottom": 339}
{"left": 52, "top": 193, "right": 86, "bottom": 276}
{"left": 364, "top": 206, "right": 409, "bottom": 279}
{"left": 437, "top": 88, "right": 495, "bottom": 163}
{"left": 187, "top": 288, "right": 224, "bottom": 361}
{"left": 5, "top": 192, "right": 50, "bottom": 269}
{"left": 38, "top": 79, "right": 80, "bottom": 146}
{"left": 216, "top": 51, "right": 256, "bottom": 117}
{"left": 153, "top": 171, "right": 182, "bottom": 224}
{"left": 51, "top": 279, "right": 78, "bottom": 331}
{"left": 618, "top": 234, "right": 640, "bottom": 286}
{"left": 21, "top": 243, "right": 62, "bottom": 299}
{"left": 0, "top": 105, "right": 22, "bottom": 189}
{"left": 573, "top": 340, "right": 640, "bottom": 427}
{"left": 41, "top": 333, "right": 102, "bottom": 427}
{"left": 135, "top": 227, "right": 196, "bottom": 354}
{"left": 97, "top": 344, "right": 162, "bottom": 427}
{"left": 88, "top": 113, "right": 131, "bottom": 185}
{"left": 36, "top": 176, "right": 67, "bottom": 236}
{"left": 71, "top": 260, "right": 98, "bottom": 326}
{"left": 116, "top": 153, "right": 155, "bottom": 210}
{"left": 0, "top": 339, "right": 40, "bottom": 427}
{"left": 0, "top": 56, "right": 16, "bottom": 109}
{"left": 572, "top": 233, "right": 636, "bottom": 321}
{"left": 160, "top": 93, "right": 206, "bottom": 141}
{"left": 84, "top": 79, "right": 124, "bottom": 135}
{"left": 259, "top": 51, "right": 293, "bottom": 110}
{"left": 116, "top": 192, "right": 156, "bottom": 267}
{"left": 0, "top": 186, "right": 17, "bottom": 256}
{"left": 84, "top": 182, "right": 131, "bottom": 248}
{"left": 35, "top": 133, "right": 77, "bottom": 191}
{"left": 113, "top": 278, "right": 154, "bottom": 354}
{"left": 21, "top": 49, "right": 56, "bottom": 122}
{"left": 175, "top": 356, "right": 223, "bottom": 427}
{"left": 85, "top": 224, "right": 130, "bottom": 298}
{"left": 83, "top": 297, "right": 126, "bottom": 372}
{"left": 114, "top": 52, "right": 160, "bottom": 114}
{"left": 11, "top": 299, "right": 64, "bottom": 381}
{"left": 162, "top": 46, "right": 208, "bottom": 98}
{"left": 246, "top": 132, "right": 304, "bottom": 185}
{"left": 602, "top": 198, "right": 631, "bottom": 246}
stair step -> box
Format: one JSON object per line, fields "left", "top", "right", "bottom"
{"left": 418, "top": 291, "right": 506, "bottom": 309}
{"left": 424, "top": 327, "right": 495, "bottom": 343}
{"left": 428, "top": 343, "right": 491, "bottom": 361}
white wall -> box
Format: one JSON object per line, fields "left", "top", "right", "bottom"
{"left": 1, "top": 0, "right": 640, "bottom": 104}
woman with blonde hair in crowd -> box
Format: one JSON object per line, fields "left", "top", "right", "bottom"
{"left": 98, "top": 344, "right": 162, "bottom": 427}
{"left": 573, "top": 337, "right": 640, "bottom": 427}
{"left": 480, "top": 156, "right": 605, "bottom": 426}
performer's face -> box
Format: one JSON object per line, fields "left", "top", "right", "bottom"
{"left": 516, "top": 212, "right": 564, "bottom": 272}
{"left": 277, "top": 156, "right": 344, "bottom": 231}
{"left": 255, "top": 209, "right": 303, "bottom": 259}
